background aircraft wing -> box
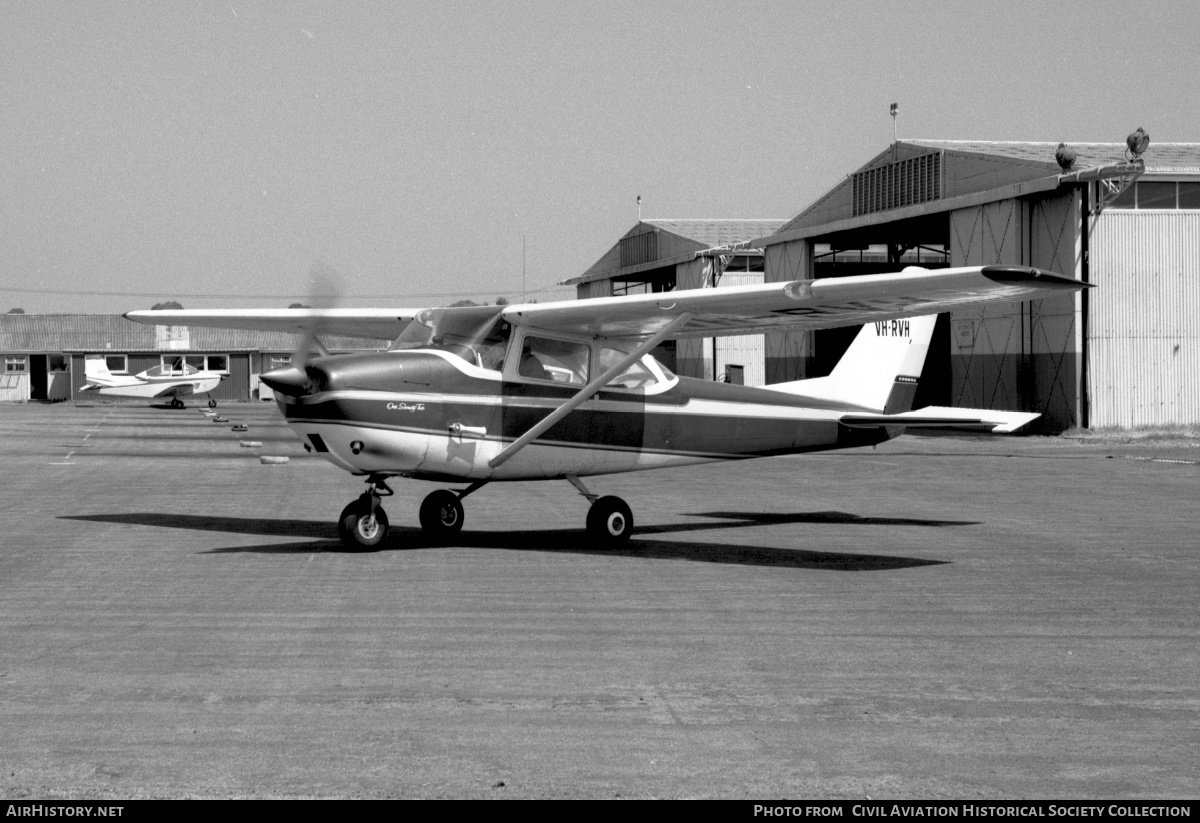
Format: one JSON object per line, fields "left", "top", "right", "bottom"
{"left": 154, "top": 383, "right": 193, "bottom": 398}
{"left": 123, "top": 308, "right": 418, "bottom": 342}
{"left": 501, "top": 265, "right": 1088, "bottom": 339}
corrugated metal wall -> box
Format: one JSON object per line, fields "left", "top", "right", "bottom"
{"left": 212, "top": 354, "right": 250, "bottom": 401}
{"left": 1089, "top": 211, "right": 1200, "bottom": 427}
{"left": 715, "top": 272, "right": 765, "bottom": 387}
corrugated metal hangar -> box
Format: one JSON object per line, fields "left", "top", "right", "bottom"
{"left": 0, "top": 314, "right": 381, "bottom": 404}
{"left": 568, "top": 139, "right": 1200, "bottom": 431}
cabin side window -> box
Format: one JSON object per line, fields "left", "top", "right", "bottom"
{"left": 517, "top": 336, "right": 590, "bottom": 385}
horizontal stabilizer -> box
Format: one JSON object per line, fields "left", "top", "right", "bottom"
{"left": 840, "top": 406, "right": 1040, "bottom": 434}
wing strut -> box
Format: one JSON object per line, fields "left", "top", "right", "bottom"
{"left": 488, "top": 312, "right": 694, "bottom": 470}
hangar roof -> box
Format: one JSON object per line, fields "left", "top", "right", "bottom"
{"left": 0, "top": 314, "right": 383, "bottom": 353}
{"left": 904, "top": 140, "right": 1200, "bottom": 175}
{"left": 758, "top": 140, "right": 1200, "bottom": 247}
{"left": 564, "top": 218, "right": 786, "bottom": 287}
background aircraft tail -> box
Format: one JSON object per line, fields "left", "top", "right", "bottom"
{"left": 84, "top": 354, "right": 112, "bottom": 379}
{"left": 764, "top": 314, "right": 1039, "bottom": 432}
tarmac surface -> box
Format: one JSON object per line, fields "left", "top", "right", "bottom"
{"left": 1, "top": 401, "right": 1197, "bottom": 799}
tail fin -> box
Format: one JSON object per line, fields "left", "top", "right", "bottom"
{"left": 765, "top": 315, "right": 936, "bottom": 413}
{"left": 84, "top": 354, "right": 111, "bottom": 378}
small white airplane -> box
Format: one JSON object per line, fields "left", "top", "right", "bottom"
{"left": 126, "top": 264, "right": 1088, "bottom": 549}
{"left": 81, "top": 354, "right": 226, "bottom": 408}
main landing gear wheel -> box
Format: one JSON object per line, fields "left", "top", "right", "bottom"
{"left": 337, "top": 500, "right": 389, "bottom": 550}
{"left": 586, "top": 496, "right": 633, "bottom": 544}
{"left": 419, "top": 490, "right": 465, "bottom": 538}
{"left": 170, "top": 398, "right": 184, "bottom": 409}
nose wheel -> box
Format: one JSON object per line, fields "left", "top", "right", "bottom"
{"left": 336, "top": 476, "right": 394, "bottom": 550}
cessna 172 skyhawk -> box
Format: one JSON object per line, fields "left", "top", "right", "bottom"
{"left": 126, "top": 264, "right": 1086, "bottom": 549}
{"left": 81, "top": 353, "right": 226, "bottom": 408}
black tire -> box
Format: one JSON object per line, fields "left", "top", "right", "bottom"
{"left": 419, "top": 490, "right": 465, "bottom": 536}
{"left": 337, "top": 501, "right": 389, "bottom": 550}
{"left": 586, "top": 496, "right": 634, "bottom": 543}
{"left": 208, "top": 398, "right": 217, "bottom": 408}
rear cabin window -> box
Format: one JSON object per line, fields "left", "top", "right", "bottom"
{"left": 600, "top": 348, "right": 659, "bottom": 389}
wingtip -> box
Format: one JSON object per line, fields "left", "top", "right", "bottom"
{"left": 980, "top": 265, "right": 1087, "bottom": 290}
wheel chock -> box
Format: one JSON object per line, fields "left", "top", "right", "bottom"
{"left": 260, "top": 455, "right": 289, "bottom": 465}
{"left": 239, "top": 441, "right": 263, "bottom": 448}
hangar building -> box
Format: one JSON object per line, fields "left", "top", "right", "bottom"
{"left": 0, "top": 314, "right": 381, "bottom": 403}
{"left": 570, "top": 140, "right": 1200, "bottom": 431}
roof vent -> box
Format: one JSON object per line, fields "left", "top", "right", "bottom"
{"left": 619, "top": 231, "right": 658, "bottom": 268}
{"left": 852, "top": 152, "right": 942, "bottom": 217}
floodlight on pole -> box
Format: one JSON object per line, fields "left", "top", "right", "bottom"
{"left": 890, "top": 102, "right": 898, "bottom": 143}
{"left": 1126, "top": 127, "right": 1150, "bottom": 160}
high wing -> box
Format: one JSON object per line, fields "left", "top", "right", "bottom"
{"left": 500, "top": 265, "right": 1086, "bottom": 339}
{"left": 122, "top": 308, "right": 417, "bottom": 342}
{"left": 122, "top": 265, "right": 1086, "bottom": 342}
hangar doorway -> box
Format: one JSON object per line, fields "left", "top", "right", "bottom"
{"left": 29, "top": 354, "right": 47, "bottom": 400}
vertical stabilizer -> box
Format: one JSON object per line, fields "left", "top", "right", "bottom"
{"left": 84, "top": 354, "right": 111, "bottom": 378}
{"left": 764, "top": 315, "right": 937, "bottom": 412}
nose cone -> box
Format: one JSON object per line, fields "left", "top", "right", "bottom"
{"left": 260, "top": 365, "right": 312, "bottom": 397}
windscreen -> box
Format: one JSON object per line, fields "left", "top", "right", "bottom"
{"left": 389, "top": 306, "right": 510, "bottom": 369}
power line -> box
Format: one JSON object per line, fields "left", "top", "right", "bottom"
{"left": 0, "top": 285, "right": 569, "bottom": 300}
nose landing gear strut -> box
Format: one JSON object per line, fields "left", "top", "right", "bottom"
{"left": 337, "top": 474, "right": 395, "bottom": 550}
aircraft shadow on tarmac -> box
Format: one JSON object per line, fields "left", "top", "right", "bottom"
{"left": 60, "top": 510, "right": 969, "bottom": 571}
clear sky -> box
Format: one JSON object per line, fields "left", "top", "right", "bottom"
{"left": 3, "top": 0, "right": 1198, "bottom": 314}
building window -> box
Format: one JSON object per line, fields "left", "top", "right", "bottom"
{"left": 269, "top": 354, "right": 292, "bottom": 369}
{"left": 1179, "top": 183, "right": 1200, "bottom": 209}
{"left": 1137, "top": 182, "right": 1176, "bottom": 209}
{"left": 1110, "top": 181, "right": 1200, "bottom": 210}
{"left": 5, "top": 355, "right": 27, "bottom": 373}
{"left": 104, "top": 355, "right": 128, "bottom": 373}
{"left": 47, "top": 355, "right": 69, "bottom": 372}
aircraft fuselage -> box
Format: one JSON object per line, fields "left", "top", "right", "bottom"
{"left": 280, "top": 349, "right": 892, "bottom": 482}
